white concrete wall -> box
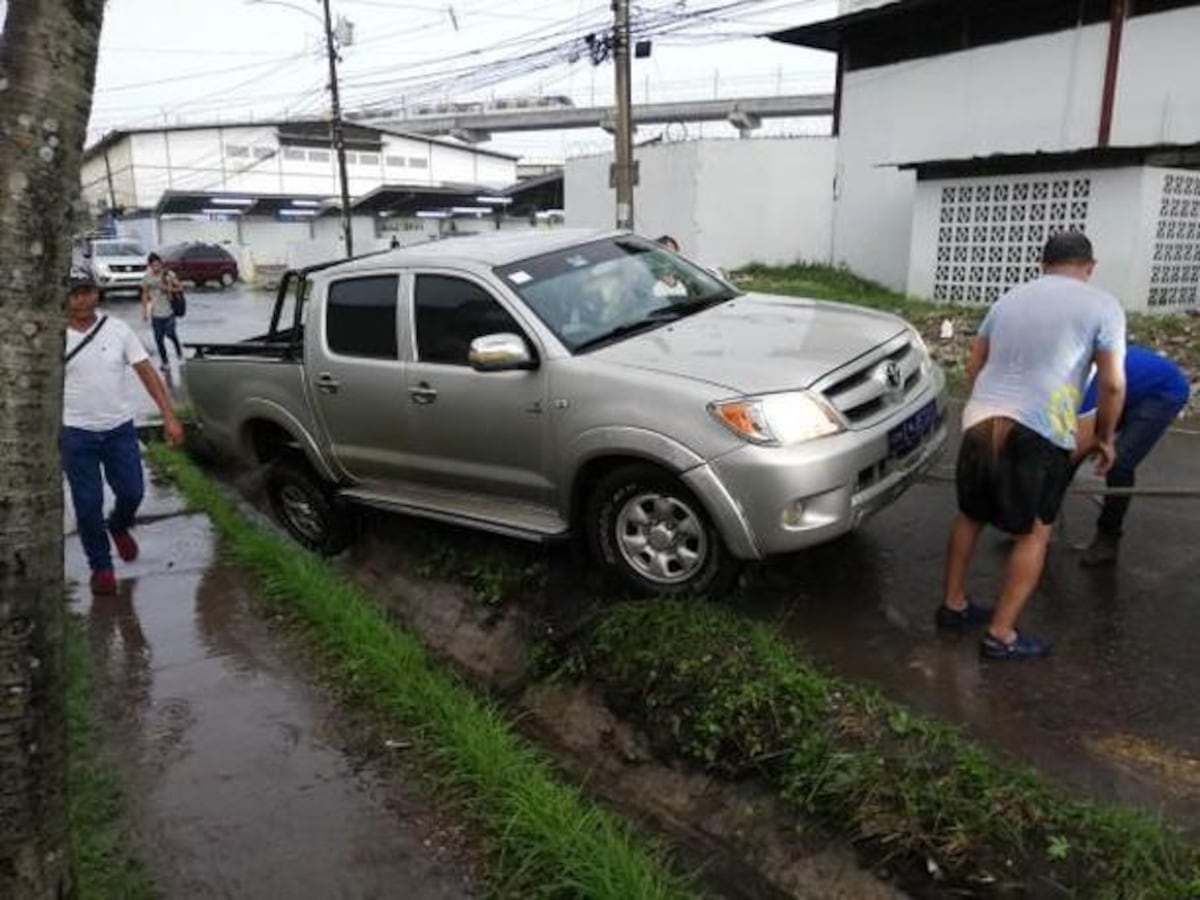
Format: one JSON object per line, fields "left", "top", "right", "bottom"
{"left": 565, "top": 138, "right": 835, "bottom": 271}
{"left": 907, "top": 166, "right": 1158, "bottom": 312}
{"left": 692, "top": 139, "right": 836, "bottom": 271}
{"left": 1111, "top": 8, "right": 1200, "bottom": 147}
{"left": 831, "top": 6, "right": 1200, "bottom": 290}
{"left": 833, "top": 23, "right": 1109, "bottom": 289}
{"left": 157, "top": 216, "right": 240, "bottom": 249}
{"left": 240, "top": 219, "right": 316, "bottom": 268}
{"left": 565, "top": 153, "right": 627, "bottom": 233}
{"left": 98, "top": 125, "right": 515, "bottom": 210}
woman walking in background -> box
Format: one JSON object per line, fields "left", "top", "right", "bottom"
{"left": 141, "top": 252, "right": 183, "bottom": 368}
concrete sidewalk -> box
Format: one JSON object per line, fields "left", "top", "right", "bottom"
{"left": 67, "top": 473, "right": 477, "bottom": 899}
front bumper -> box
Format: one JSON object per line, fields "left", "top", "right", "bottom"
{"left": 94, "top": 270, "right": 145, "bottom": 292}
{"left": 683, "top": 384, "right": 947, "bottom": 561}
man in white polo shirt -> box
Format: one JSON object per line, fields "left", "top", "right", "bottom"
{"left": 63, "top": 272, "right": 184, "bottom": 595}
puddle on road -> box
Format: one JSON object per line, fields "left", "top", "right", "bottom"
{"left": 68, "top": 478, "right": 476, "bottom": 899}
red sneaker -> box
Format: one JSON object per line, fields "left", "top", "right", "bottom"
{"left": 111, "top": 530, "right": 139, "bottom": 563}
{"left": 90, "top": 570, "right": 117, "bottom": 595}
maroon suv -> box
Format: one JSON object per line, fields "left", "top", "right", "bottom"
{"left": 159, "top": 242, "right": 239, "bottom": 288}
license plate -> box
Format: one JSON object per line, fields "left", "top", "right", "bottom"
{"left": 888, "top": 401, "right": 939, "bottom": 458}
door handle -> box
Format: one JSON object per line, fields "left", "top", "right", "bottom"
{"left": 408, "top": 382, "right": 438, "bottom": 405}
{"left": 315, "top": 372, "right": 340, "bottom": 394}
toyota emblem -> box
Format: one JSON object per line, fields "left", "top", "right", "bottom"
{"left": 881, "top": 360, "right": 903, "bottom": 392}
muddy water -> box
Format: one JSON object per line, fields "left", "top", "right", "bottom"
{"left": 67, "top": 477, "right": 476, "bottom": 898}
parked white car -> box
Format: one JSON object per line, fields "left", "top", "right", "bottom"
{"left": 83, "top": 238, "right": 148, "bottom": 296}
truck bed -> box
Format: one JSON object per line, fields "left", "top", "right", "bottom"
{"left": 187, "top": 326, "right": 304, "bottom": 360}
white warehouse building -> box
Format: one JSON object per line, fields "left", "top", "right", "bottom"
{"left": 80, "top": 120, "right": 521, "bottom": 265}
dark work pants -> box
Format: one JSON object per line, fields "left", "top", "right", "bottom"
{"left": 1098, "top": 396, "right": 1185, "bottom": 536}
{"left": 62, "top": 421, "right": 144, "bottom": 573}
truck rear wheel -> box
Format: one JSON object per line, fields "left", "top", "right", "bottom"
{"left": 586, "top": 463, "right": 740, "bottom": 597}
{"left": 265, "top": 457, "right": 355, "bottom": 555}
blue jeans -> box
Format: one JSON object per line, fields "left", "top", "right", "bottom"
{"left": 62, "top": 421, "right": 144, "bottom": 572}
{"left": 151, "top": 315, "right": 181, "bottom": 365}
{"left": 1098, "top": 395, "right": 1185, "bottom": 536}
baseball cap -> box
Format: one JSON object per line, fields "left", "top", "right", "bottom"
{"left": 1042, "top": 231, "right": 1094, "bottom": 265}
{"left": 65, "top": 269, "right": 98, "bottom": 292}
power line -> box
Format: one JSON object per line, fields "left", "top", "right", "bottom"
{"left": 96, "top": 51, "right": 312, "bottom": 93}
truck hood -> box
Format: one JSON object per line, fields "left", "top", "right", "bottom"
{"left": 590, "top": 293, "right": 910, "bottom": 395}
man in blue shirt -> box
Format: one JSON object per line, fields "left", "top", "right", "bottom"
{"left": 938, "top": 232, "right": 1126, "bottom": 660}
{"left": 1074, "top": 345, "right": 1190, "bottom": 566}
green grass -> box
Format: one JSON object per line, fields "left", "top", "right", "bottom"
{"left": 144, "top": 444, "right": 693, "bottom": 900}
{"left": 66, "top": 617, "right": 157, "bottom": 900}
{"left": 734, "top": 261, "right": 955, "bottom": 319}
{"left": 402, "top": 523, "right": 546, "bottom": 607}
{"left": 566, "top": 600, "right": 1200, "bottom": 899}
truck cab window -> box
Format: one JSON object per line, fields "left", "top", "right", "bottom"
{"left": 326, "top": 275, "right": 400, "bottom": 359}
{"left": 414, "top": 275, "right": 525, "bottom": 366}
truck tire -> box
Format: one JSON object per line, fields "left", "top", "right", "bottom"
{"left": 265, "top": 457, "right": 355, "bottom": 556}
{"left": 586, "top": 462, "right": 740, "bottom": 597}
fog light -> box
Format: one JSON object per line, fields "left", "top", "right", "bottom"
{"left": 781, "top": 500, "right": 806, "bottom": 530}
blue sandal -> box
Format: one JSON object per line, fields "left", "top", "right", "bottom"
{"left": 980, "top": 631, "right": 1053, "bottom": 661}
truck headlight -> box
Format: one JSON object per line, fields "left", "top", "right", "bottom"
{"left": 710, "top": 391, "right": 843, "bottom": 446}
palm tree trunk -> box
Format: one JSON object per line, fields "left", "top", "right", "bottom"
{"left": 0, "top": 2, "right": 105, "bottom": 897}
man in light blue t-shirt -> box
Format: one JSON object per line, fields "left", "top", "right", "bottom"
{"left": 937, "top": 232, "right": 1127, "bottom": 661}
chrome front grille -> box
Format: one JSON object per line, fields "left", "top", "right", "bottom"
{"left": 818, "top": 336, "right": 926, "bottom": 426}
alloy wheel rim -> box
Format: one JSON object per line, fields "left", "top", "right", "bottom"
{"left": 614, "top": 491, "right": 707, "bottom": 585}
{"left": 279, "top": 485, "right": 323, "bottom": 541}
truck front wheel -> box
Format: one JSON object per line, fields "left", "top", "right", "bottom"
{"left": 265, "top": 457, "right": 355, "bottom": 555}
{"left": 586, "top": 463, "right": 740, "bottom": 597}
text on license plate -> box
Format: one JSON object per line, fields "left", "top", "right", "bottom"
{"left": 888, "top": 401, "right": 939, "bottom": 458}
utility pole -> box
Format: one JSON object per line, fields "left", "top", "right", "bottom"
{"left": 612, "top": 0, "right": 634, "bottom": 230}
{"left": 322, "top": 0, "right": 354, "bottom": 256}
{"left": 102, "top": 149, "right": 118, "bottom": 214}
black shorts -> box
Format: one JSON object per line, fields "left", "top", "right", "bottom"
{"left": 956, "top": 418, "right": 1073, "bottom": 535}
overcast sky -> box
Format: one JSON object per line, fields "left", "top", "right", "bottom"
{"left": 5, "top": 0, "right": 839, "bottom": 162}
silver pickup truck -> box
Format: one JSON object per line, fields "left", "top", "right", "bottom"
{"left": 185, "top": 230, "right": 946, "bottom": 595}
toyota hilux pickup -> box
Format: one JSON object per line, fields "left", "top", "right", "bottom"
{"left": 184, "top": 230, "right": 947, "bottom": 595}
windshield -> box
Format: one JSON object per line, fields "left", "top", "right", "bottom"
{"left": 93, "top": 240, "right": 144, "bottom": 257}
{"left": 495, "top": 236, "right": 737, "bottom": 352}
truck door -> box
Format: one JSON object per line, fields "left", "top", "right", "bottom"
{"left": 401, "top": 272, "right": 553, "bottom": 506}
{"left": 309, "top": 273, "right": 409, "bottom": 483}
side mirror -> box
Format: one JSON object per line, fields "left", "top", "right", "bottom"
{"left": 468, "top": 333, "right": 535, "bottom": 372}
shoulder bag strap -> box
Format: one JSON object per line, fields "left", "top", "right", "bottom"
{"left": 64, "top": 315, "right": 109, "bottom": 365}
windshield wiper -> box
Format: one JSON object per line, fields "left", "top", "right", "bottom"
{"left": 573, "top": 315, "right": 674, "bottom": 353}
{"left": 664, "top": 290, "right": 738, "bottom": 315}
{"left": 572, "top": 293, "right": 737, "bottom": 353}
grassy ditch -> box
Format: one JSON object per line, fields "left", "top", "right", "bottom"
{"left": 144, "top": 444, "right": 693, "bottom": 900}
{"left": 563, "top": 600, "right": 1200, "bottom": 899}
{"left": 66, "top": 616, "right": 156, "bottom": 899}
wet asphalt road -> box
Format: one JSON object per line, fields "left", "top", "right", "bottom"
{"left": 95, "top": 282, "right": 276, "bottom": 423}
{"left": 67, "top": 478, "right": 476, "bottom": 898}
{"left": 742, "top": 408, "right": 1200, "bottom": 830}
{"left": 100, "top": 287, "right": 1200, "bottom": 829}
